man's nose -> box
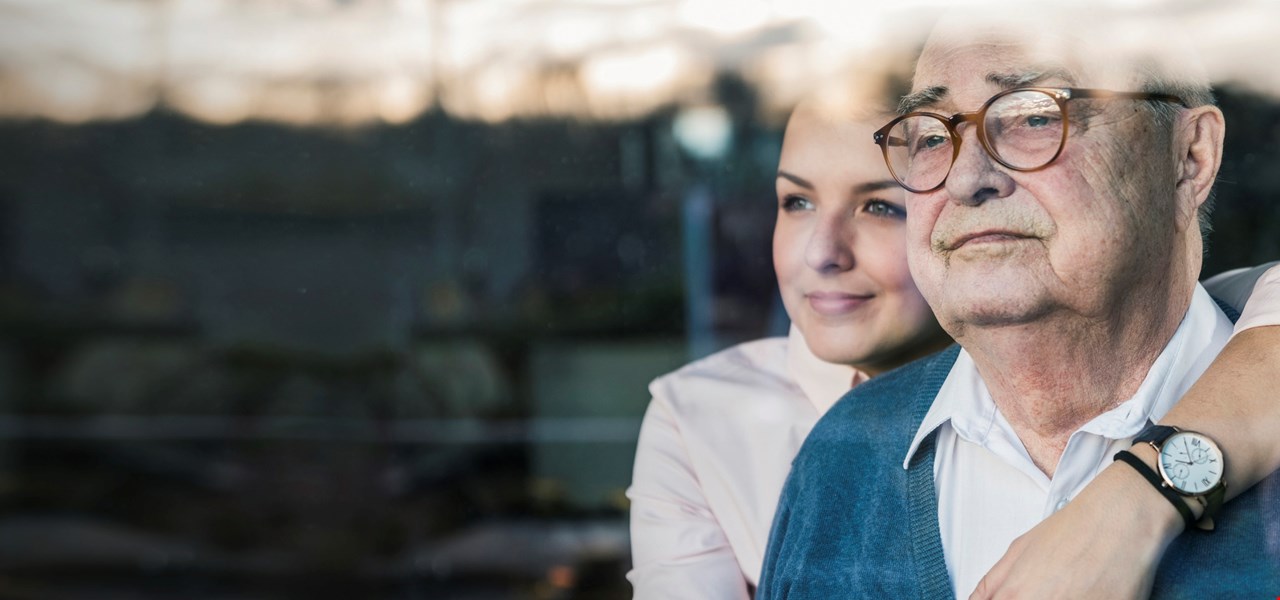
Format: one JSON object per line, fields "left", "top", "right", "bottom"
{"left": 803, "top": 213, "right": 855, "bottom": 273}
{"left": 944, "top": 127, "right": 1016, "bottom": 206}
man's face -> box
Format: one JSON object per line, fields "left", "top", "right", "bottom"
{"left": 904, "top": 38, "right": 1180, "bottom": 333}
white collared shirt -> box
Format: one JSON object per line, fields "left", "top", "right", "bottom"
{"left": 903, "top": 284, "right": 1235, "bottom": 599}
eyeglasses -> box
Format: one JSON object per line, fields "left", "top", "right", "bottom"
{"left": 872, "top": 87, "right": 1187, "bottom": 193}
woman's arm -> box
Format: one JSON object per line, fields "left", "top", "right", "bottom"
{"left": 627, "top": 394, "right": 751, "bottom": 600}
{"left": 971, "top": 263, "right": 1280, "bottom": 600}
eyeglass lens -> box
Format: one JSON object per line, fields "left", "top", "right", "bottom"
{"left": 883, "top": 90, "right": 1065, "bottom": 192}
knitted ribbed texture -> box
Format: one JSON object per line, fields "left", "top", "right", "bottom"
{"left": 906, "top": 346, "right": 958, "bottom": 599}
{"left": 1212, "top": 295, "right": 1242, "bottom": 323}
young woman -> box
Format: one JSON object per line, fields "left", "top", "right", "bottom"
{"left": 626, "top": 99, "right": 1280, "bottom": 599}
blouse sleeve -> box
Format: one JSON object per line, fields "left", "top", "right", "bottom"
{"left": 626, "top": 390, "right": 752, "bottom": 600}
{"left": 1234, "top": 263, "right": 1280, "bottom": 334}
{"left": 1203, "top": 262, "right": 1280, "bottom": 334}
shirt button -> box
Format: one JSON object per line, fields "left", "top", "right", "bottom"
{"left": 1055, "top": 497, "right": 1071, "bottom": 511}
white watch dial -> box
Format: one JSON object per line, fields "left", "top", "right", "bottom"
{"left": 1157, "top": 431, "right": 1223, "bottom": 495}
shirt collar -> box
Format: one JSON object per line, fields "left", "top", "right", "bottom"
{"left": 902, "top": 283, "right": 1234, "bottom": 469}
{"left": 786, "top": 325, "right": 867, "bottom": 414}
{"left": 903, "top": 349, "right": 983, "bottom": 469}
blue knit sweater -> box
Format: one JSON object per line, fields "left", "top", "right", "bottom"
{"left": 758, "top": 344, "right": 1280, "bottom": 599}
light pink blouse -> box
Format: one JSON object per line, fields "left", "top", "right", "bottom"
{"left": 1234, "top": 263, "right": 1280, "bottom": 333}
{"left": 626, "top": 326, "right": 859, "bottom": 599}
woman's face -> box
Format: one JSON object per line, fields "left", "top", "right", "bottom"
{"left": 773, "top": 107, "right": 949, "bottom": 375}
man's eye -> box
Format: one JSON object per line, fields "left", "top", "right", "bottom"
{"left": 1026, "top": 114, "right": 1054, "bottom": 128}
{"left": 918, "top": 134, "right": 948, "bottom": 150}
{"left": 781, "top": 195, "right": 813, "bottom": 212}
{"left": 863, "top": 199, "right": 905, "bottom": 219}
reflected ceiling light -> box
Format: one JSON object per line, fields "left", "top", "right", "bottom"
{"left": 457, "top": 63, "right": 530, "bottom": 122}
{"left": 746, "top": 41, "right": 851, "bottom": 111}
{"left": 377, "top": 75, "right": 430, "bottom": 124}
{"left": 580, "top": 44, "right": 683, "bottom": 95}
{"left": 256, "top": 84, "right": 325, "bottom": 126}
{"left": 672, "top": 104, "right": 733, "bottom": 161}
{"left": 580, "top": 44, "right": 690, "bottom": 118}
{"left": 167, "top": 77, "right": 256, "bottom": 125}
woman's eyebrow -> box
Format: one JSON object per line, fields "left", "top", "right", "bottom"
{"left": 853, "top": 180, "right": 900, "bottom": 195}
{"left": 776, "top": 171, "right": 813, "bottom": 189}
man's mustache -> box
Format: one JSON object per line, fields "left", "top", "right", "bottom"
{"left": 930, "top": 210, "right": 1054, "bottom": 253}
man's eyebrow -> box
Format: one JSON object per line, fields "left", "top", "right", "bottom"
{"left": 898, "top": 86, "right": 948, "bottom": 114}
{"left": 776, "top": 170, "right": 813, "bottom": 189}
{"left": 899, "top": 68, "right": 1080, "bottom": 114}
{"left": 986, "top": 68, "right": 1077, "bottom": 90}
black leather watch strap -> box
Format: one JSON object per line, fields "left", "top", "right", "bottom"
{"left": 1198, "top": 481, "right": 1226, "bottom": 531}
{"left": 1132, "top": 424, "right": 1179, "bottom": 446}
{"left": 1114, "top": 450, "right": 1195, "bottom": 530}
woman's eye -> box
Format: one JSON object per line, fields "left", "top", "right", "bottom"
{"left": 863, "top": 199, "right": 905, "bottom": 219}
{"left": 781, "top": 195, "right": 814, "bottom": 212}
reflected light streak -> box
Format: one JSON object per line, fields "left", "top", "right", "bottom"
{"left": 1187, "top": 5, "right": 1280, "bottom": 96}
{"left": 677, "top": 0, "right": 771, "bottom": 37}
{"left": 2, "top": 0, "right": 1280, "bottom": 125}
{"left": 543, "top": 12, "right": 612, "bottom": 59}
{"left": 612, "top": 5, "right": 672, "bottom": 45}
{"left": 167, "top": 0, "right": 434, "bottom": 81}
{"left": 0, "top": 0, "right": 159, "bottom": 122}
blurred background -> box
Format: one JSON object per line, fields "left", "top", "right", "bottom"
{"left": 0, "top": 0, "right": 1278, "bottom": 598}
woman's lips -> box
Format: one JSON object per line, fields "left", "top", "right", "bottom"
{"left": 806, "top": 292, "right": 872, "bottom": 316}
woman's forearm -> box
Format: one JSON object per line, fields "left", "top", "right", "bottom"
{"left": 1157, "top": 324, "right": 1280, "bottom": 500}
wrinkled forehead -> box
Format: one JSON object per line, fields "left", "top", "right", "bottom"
{"left": 911, "top": 9, "right": 1201, "bottom": 108}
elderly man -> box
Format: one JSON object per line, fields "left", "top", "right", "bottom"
{"left": 757, "top": 14, "right": 1280, "bottom": 599}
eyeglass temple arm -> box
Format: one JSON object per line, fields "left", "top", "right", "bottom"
{"left": 1065, "top": 88, "right": 1188, "bottom": 108}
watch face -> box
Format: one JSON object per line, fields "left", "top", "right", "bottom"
{"left": 1157, "top": 431, "right": 1223, "bottom": 494}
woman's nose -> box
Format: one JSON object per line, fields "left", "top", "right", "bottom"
{"left": 803, "top": 214, "right": 855, "bottom": 273}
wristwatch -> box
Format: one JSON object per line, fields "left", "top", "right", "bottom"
{"left": 1132, "top": 424, "right": 1227, "bottom": 531}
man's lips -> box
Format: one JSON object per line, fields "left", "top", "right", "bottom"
{"left": 805, "top": 291, "right": 873, "bottom": 316}
{"left": 948, "top": 230, "right": 1036, "bottom": 250}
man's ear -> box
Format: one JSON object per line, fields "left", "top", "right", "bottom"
{"left": 1173, "top": 105, "right": 1225, "bottom": 232}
